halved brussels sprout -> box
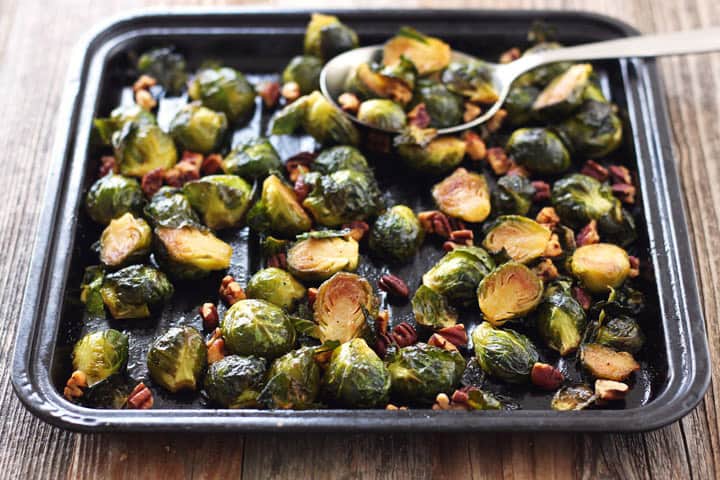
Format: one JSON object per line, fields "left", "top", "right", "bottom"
{"left": 86, "top": 173, "right": 145, "bottom": 225}
{"left": 532, "top": 64, "right": 592, "bottom": 118}
{"left": 147, "top": 326, "right": 207, "bottom": 393}
{"left": 94, "top": 104, "right": 156, "bottom": 145}
{"left": 322, "top": 338, "right": 390, "bottom": 408}
{"left": 247, "top": 175, "right": 312, "bottom": 238}
{"left": 580, "top": 343, "right": 640, "bottom": 381}
{"left": 595, "top": 315, "right": 645, "bottom": 354}
{"left": 282, "top": 55, "right": 323, "bottom": 95}
{"left": 345, "top": 61, "right": 414, "bottom": 105}
{"left": 313, "top": 145, "right": 369, "bottom": 174}
{"left": 502, "top": 84, "right": 540, "bottom": 126}
{"left": 551, "top": 384, "right": 595, "bottom": 411}
{"left": 262, "top": 346, "right": 321, "bottom": 409}
{"left": 137, "top": 47, "right": 187, "bottom": 95}
{"left": 551, "top": 173, "right": 618, "bottom": 227}
{"left": 154, "top": 226, "right": 233, "bottom": 279}
{"left": 556, "top": 100, "right": 623, "bottom": 158}
{"left": 357, "top": 99, "right": 407, "bottom": 131}
{"left": 387, "top": 343, "right": 466, "bottom": 404}
{"left": 246, "top": 267, "right": 307, "bottom": 311}
{"left": 204, "top": 355, "right": 267, "bottom": 408}
{"left": 432, "top": 168, "right": 491, "bottom": 223}
{"left": 506, "top": 127, "right": 571, "bottom": 175}
{"left": 113, "top": 121, "right": 178, "bottom": 177}
{"left": 182, "top": 174, "right": 252, "bottom": 230}
{"left": 482, "top": 215, "right": 551, "bottom": 264}
{"left": 369, "top": 205, "right": 425, "bottom": 263}
{"left": 411, "top": 285, "right": 458, "bottom": 329}
{"left": 80, "top": 375, "right": 132, "bottom": 409}
{"left": 222, "top": 137, "right": 282, "bottom": 180}
{"left": 286, "top": 234, "right": 359, "bottom": 281}
{"left": 519, "top": 42, "right": 574, "bottom": 87}
{"left": 477, "top": 262, "right": 543, "bottom": 326}
{"left": 471, "top": 322, "right": 539, "bottom": 384}
{"left": 302, "top": 169, "right": 383, "bottom": 226}
{"left": 397, "top": 135, "right": 467, "bottom": 175}
{"left": 188, "top": 67, "right": 256, "bottom": 123}
{"left": 568, "top": 243, "right": 630, "bottom": 293}
{"left": 144, "top": 186, "right": 200, "bottom": 229}
{"left": 536, "top": 292, "right": 587, "bottom": 356}
{"left": 383, "top": 26, "right": 451, "bottom": 75}
{"left": 72, "top": 329, "right": 129, "bottom": 387}
{"left": 169, "top": 103, "right": 228, "bottom": 154}
{"left": 441, "top": 60, "right": 499, "bottom": 104}
{"left": 100, "top": 265, "right": 173, "bottom": 319}
{"left": 423, "top": 245, "right": 495, "bottom": 306}
{"left": 222, "top": 299, "right": 296, "bottom": 359}
{"left": 491, "top": 174, "right": 535, "bottom": 216}
{"left": 304, "top": 13, "right": 358, "bottom": 61}
{"left": 411, "top": 80, "right": 463, "bottom": 128}
{"left": 99, "top": 213, "right": 152, "bottom": 268}
{"left": 80, "top": 266, "right": 106, "bottom": 317}
{"left": 314, "top": 272, "right": 377, "bottom": 344}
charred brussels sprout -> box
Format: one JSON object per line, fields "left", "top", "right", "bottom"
{"left": 86, "top": 173, "right": 144, "bottom": 225}
{"left": 94, "top": 104, "right": 156, "bottom": 144}
{"left": 471, "top": 322, "right": 539, "bottom": 384}
{"left": 345, "top": 60, "right": 415, "bottom": 105}
{"left": 154, "top": 226, "right": 232, "bottom": 279}
{"left": 169, "top": 103, "right": 228, "bottom": 154}
{"left": 302, "top": 169, "right": 383, "bottom": 226}
{"left": 423, "top": 246, "right": 495, "bottom": 306}
{"left": 304, "top": 13, "right": 358, "bottom": 61}
{"left": 477, "top": 262, "right": 543, "bottom": 326}
{"left": 314, "top": 272, "right": 377, "bottom": 343}
{"left": 262, "top": 346, "right": 321, "bottom": 409}
{"left": 113, "top": 121, "right": 178, "bottom": 178}
{"left": 247, "top": 175, "right": 312, "bottom": 237}
{"left": 506, "top": 127, "right": 570, "bottom": 175}
{"left": 432, "top": 168, "right": 491, "bottom": 223}
{"left": 323, "top": 338, "right": 390, "bottom": 408}
{"left": 411, "top": 285, "right": 458, "bottom": 329}
{"left": 222, "top": 299, "right": 296, "bottom": 359}
{"left": 397, "top": 135, "right": 466, "bottom": 175}
{"left": 137, "top": 47, "right": 187, "bottom": 95}
{"left": 147, "top": 326, "right": 207, "bottom": 393}
{"left": 595, "top": 315, "right": 645, "bottom": 354}
{"left": 387, "top": 343, "right": 466, "bottom": 404}
{"left": 246, "top": 268, "right": 307, "bottom": 311}
{"left": 491, "top": 174, "right": 535, "bottom": 216}
{"left": 287, "top": 234, "right": 359, "bottom": 281}
{"left": 222, "top": 137, "right": 282, "bottom": 180}
{"left": 204, "top": 355, "right": 267, "bottom": 408}
{"left": 536, "top": 292, "right": 587, "bottom": 356}
{"left": 412, "top": 80, "right": 463, "bottom": 128}
{"left": 80, "top": 266, "right": 106, "bottom": 317}
{"left": 532, "top": 64, "right": 592, "bottom": 118}
{"left": 580, "top": 343, "right": 639, "bottom": 381}
{"left": 99, "top": 213, "right": 152, "bottom": 268}
{"left": 100, "top": 265, "right": 173, "bottom": 319}
{"left": 503, "top": 84, "right": 540, "bottom": 126}
{"left": 182, "top": 175, "right": 252, "bottom": 230}
{"left": 144, "top": 187, "right": 200, "bottom": 228}
{"left": 383, "top": 27, "right": 450, "bottom": 76}
{"left": 313, "top": 146, "right": 369, "bottom": 174}
{"left": 518, "top": 42, "right": 573, "bottom": 87}
{"left": 556, "top": 100, "right": 623, "bottom": 158}
{"left": 482, "top": 216, "right": 551, "bottom": 264}
{"left": 369, "top": 205, "right": 424, "bottom": 263}
{"left": 282, "top": 55, "right": 323, "bottom": 95}
{"left": 188, "top": 67, "right": 255, "bottom": 123}
{"left": 551, "top": 384, "right": 595, "bottom": 411}
{"left": 441, "top": 60, "right": 499, "bottom": 104}
{"left": 569, "top": 243, "right": 630, "bottom": 293}
{"left": 72, "top": 329, "right": 129, "bottom": 386}
{"left": 357, "top": 99, "right": 407, "bottom": 131}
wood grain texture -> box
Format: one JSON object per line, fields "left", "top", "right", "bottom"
{"left": 0, "top": 0, "right": 718, "bottom": 478}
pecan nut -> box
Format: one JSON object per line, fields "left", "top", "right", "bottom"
{"left": 611, "top": 183, "right": 636, "bottom": 204}
{"left": 418, "top": 210, "right": 453, "bottom": 238}
{"left": 530, "top": 362, "right": 564, "bottom": 390}
{"left": 307, "top": 287, "right": 318, "bottom": 306}
{"left": 572, "top": 286, "right": 592, "bottom": 311}
{"left": 201, "top": 153, "right": 224, "bottom": 176}
{"left": 141, "top": 167, "right": 165, "bottom": 198}
{"left": 595, "top": 379, "right": 629, "bottom": 403}
{"left": 126, "top": 382, "right": 154, "bottom": 409}
{"left": 378, "top": 274, "right": 410, "bottom": 298}
{"left": 580, "top": 160, "right": 609, "bottom": 182}
{"left": 629, "top": 255, "right": 640, "bottom": 278}
{"left": 576, "top": 220, "right": 600, "bottom": 246}
{"left": 63, "top": 370, "right": 88, "bottom": 400}
{"left": 200, "top": 303, "right": 219, "bottom": 331}
{"left": 464, "top": 130, "right": 486, "bottom": 161}
{"left": 375, "top": 310, "right": 389, "bottom": 335}
{"left": 486, "top": 147, "right": 511, "bottom": 175}
{"left": 281, "top": 82, "right": 301, "bottom": 102}
{"left": 391, "top": 322, "right": 417, "bottom": 347}
{"left": 207, "top": 328, "right": 226, "bottom": 365}
{"left": 338, "top": 92, "right": 361, "bottom": 114}
{"left": 532, "top": 180, "right": 551, "bottom": 202}
{"left": 293, "top": 177, "right": 311, "bottom": 202}
{"left": 257, "top": 81, "right": 281, "bottom": 108}
{"left": 449, "top": 229, "right": 474, "bottom": 246}
{"left": 463, "top": 102, "right": 482, "bottom": 123}
{"left": 343, "top": 221, "right": 369, "bottom": 242}
{"left": 437, "top": 324, "right": 468, "bottom": 347}
{"left": 266, "top": 252, "right": 287, "bottom": 270}
{"left": 135, "top": 89, "right": 156, "bottom": 110}
{"left": 164, "top": 157, "right": 200, "bottom": 187}
{"left": 220, "top": 275, "right": 246, "bottom": 305}
{"left": 533, "top": 258, "right": 559, "bottom": 281}
{"left": 535, "top": 206, "right": 560, "bottom": 230}
{"left": 485, "top": 108, "right": 507, "bottom": 133}
{"left": 499, "top": 47, "right": 521, "bottom": 64}
{"left": 442, "top": 241, "right": 457, "bottom": 252}
{"left": 407, "top": 103, "right": 431, "bottom": 128}
{"left": 543, "top": 233, "right": 562, "bottom": 258}
{"left": 608, "top": 165, "right": 632, "bottom": 185}
{"left": 98, "top": 155, "right": 118, "bottom": 177}
{"left": 428, "top": 333, "right": 459, "bottom": 351}
{"left": 133, "top": 74, "right": 157, "bottom": 92}
{"left": 374, "top": 332, "right": 393, "bottom": 358}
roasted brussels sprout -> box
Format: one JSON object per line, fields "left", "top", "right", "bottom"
{"left": 147, "top": 326, "right": 207, "bottom": 392}
{"left": 100, "top": 265, "right": 173, "bottom": 319}
{"left": 344, "top": 61, "right": 415, "bottom": 105}
{"left": 441, "top": 60, "right": 499, "bottom": 104}
{"left": 222, "top": 137, "right": 282, "bottom": 180}
{"left": 482, "top": 215, "right": 551, "bottom": 264}
{"left": 246, "top": 267, "right": 307, "bottom": 311}
{"left": 491, "top": 174, "right": 535, "bottom": 216}
{"left": 182, "top": 174, "right": 252, "bottom": 230}
{"left": 169, "top": 103, "right": 228, "bottom": 154}
{"left": 502, "top": 84, "right": 540, "bottom": 126}
{"left": 286, "top": 233, "right": 359, "bottom": 281}
{"left": 322, "top": 338, "right": 390, "bottom": 408}
{"left": 188, "top": 67, "right": 256, "bottom": 123}
{"left": 204, "top": 355, "right": 267, "bottom": 408}
{"left": 532, "top": 64, "right": 592, "bottom": 118}
{"left": 383, "top": 27, "right": 450, "bottom": 75}
{"left": 99, "top": 213, "right": 152, "bottom": 268}
{"left": 113, "top": 121, "right": 178, "bottom": 178}
{"left": 423, "top": 245, "right": 495, "bottom": 306}
{"left": 556, "top": 99, "right": 623, "bottom": 158}
{"left": 81, "top": 375, "right": 133, "bottom": 409}
{"left": 357, "top": 99, "right": 407, "bottom": 131}
{"left": 137, "top": 47, "right": 187, "bottom": 94}
{"left": 536, "top": 292, "right": 587, "bottom": 355}
{"left": 397, "top": 135, "right": 467, "bottom": 175}
{"left": 472, "top": 322, "right": 539, "bottom": 383}
{"left": 506, "top": 128, "right": 571, "bottom": 175}
{"left": 411, "top": 285, "right": 458, "bottom": 329}
{"left": 144, "top": 186, "right": 200, "bottom": 229}
{"left": 595, "top": 315, "right": 645, "bottom": 354}
{"left": 261, "top": 346, "right": 321, "bottom": 409}
{"left": 222, "top": 299, "right": 296, "bottom": 359}
{"left": 282, "top": 55, "right": 323, "bottom": 95}
{"left": 551, "top": 384, "right": 595, "bottom": 411}
{"left": 314, "top": 272, "right": 377, "bottom": 343}
{"left": 369, "top": 205, "right": 424, "bottom": 263}
{"left": 387, "top": 343, "right": 466, "bottom": 404}
{"left": 518, "top": 42, "right": 573, "bottom": 87}
{"left": 302, "top": 169, "right": 383, "bottom": 226}
{"left": 411, "top": 80, "right": 463, "bottom": 128}
{"left": 94, "top": 104, "right": 156, "bottom": 144}
{"left": 86, "top": 174, "right": 144, "bottom": 226}
{"left": 432, "top": 168, "right": 491, "bottom": 223}
{"left": 80, "top": 265, "right": 106, "bottom": 317}
{"left": 304, "top": 13, "right": 358, "bottom": 61}
{"left": 580, "top": 343, "right": 640, "bottom": 381}
{"left": 247, "top": 175, "right": 312, "bottom": 237}
{"left": 72, "top": 329, "right": 129, "bottom": 386}
{"left": 313, "top": 145, "right": 369, "bottom": 174}
{"left": 477, "top": 262, "right": 543, "bottom": 326}
{"left": 568, "top": 243, "right": 630, "bottom": 293}
{"left": 154, "top": 226, "right": 233, "bottom": 279}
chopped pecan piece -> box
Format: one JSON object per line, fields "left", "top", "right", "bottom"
{"left": 407, "top": 103, "right": 431, "bottom": 128}
{"left": 543, "top": 233, "right": 562, "bottom": 257}
{"left": 200, "top": 302, "right": 219, "bottom": 331}
{"left": 463, "top": 102, "right": 482, "bottom": 123}
{"left": 449, "top": 229, "right": 474, "bottom": 246}
{"left": 338, "top": 92, "right": 361, "bottom": 114}
{"left": 572, "top": 286, "right": 592, "bottom": 311}
{"left": 486, "top": 108, "right": 507, "bottom": 133}
{"left": 428, "top": 333, "right": 458, "bottom": 351}
{"left": 576, "top": 220, "right": 600, "bottom": 246}
{"left": 181, "top": 150, "right": 204, "bottom": 168}
{"left": 141, "top": 167, "right": 165, "bottom": 198}
{"left": 257, "top": 81, "right": 281, "bottom": 108}
{"left": 431, "top": 392, "right": 467, "bottom": 411}
{"left": 609, "top": 165, "right": 632, "bottom": 185}
{"left": 437, "top": 324, "right": 468, "bottom": 347}
{"left": 486, "top": 147, "right": 512, "bottom": 175}
{"left": 343, "top": 221, "right": 369, "bottom": 242}
{"left": 612, "top": 183, "right": 636, "bottom": 204}
{"left": 164, "top": 157, "right": 200, "bottom": 187}
{"left": 206, "top": 328, "right": 226, "bottom": 365}
{"left": 266, "top": 252, "right": 287, "bottom": 270}
{"left": 580, "top": 160, "right": 609, "bottom": 182}
{"left": 376, "top": 310, "right": 389, "bottom": 335}
{"left": 418, "top": 210, "right": 453, "bottom": 238}
{"left": 126, "top": 382, "right": 154, "bottom": 409}
{"left": 286, "top": 151, "right": 316, "bottom": 182}
{"left": 98, "top": 155, "right": 118, "bottom": 177}
{"left": 63, "top": 370, "right": 88, "bottom": 400}
{"left": 391, "top": 322, "right": 417, "bottom": 347}
{"left": 629, "top": 256, "right": 640, "bottom": 278}
{"left": 499, "top": 47, "right": 521, "bottom": 64}
{"left": 506, "top": 163, "right": 530, "bottom": 177}
{"left": 293, "top": 177, "right": 311, "bottom": 203}
{"left": 536, "top": 207, "right": 560, "bottom": 229}
{"left": 532, "top": 180, "right": 551, "bottom": 202}
{"left": 135, "top": 89, "right": 156, "bottom": 110}
{"left": 219, "top": 275, "right": 246, "bottom": 305}
{"left": 595, "top": 379, "right": 629, "bottom": 404}
{"left": 378, "top": 274, "right": 410, "bottom": 298}
{"left": 464, "top": 131, "right": 486, "bottom": 161}
{"left": 281, "top": 82, "right": 301, "bottom": 102}
{"left": 374, "top": 332, "right": 393, "bottom": 358}
{"left": 307, "top": 287, "right": 318, "bottom": 306}
{"left": 385, "top": 404, "right": 408, "bottom": 410}
{"left": 533, "top": 258, "right": 559, "bottom": 281}
{"left": 201, "top": 153, "right": 224, "bottom": 175}
{"left": 530, "top": 362, "right": 564, "bottom": 390}
{"left": 442, "top": 241, "right": 457, "bottom": 252}
{"left": 133, "top": 74, "right": 157, "bottom": 92}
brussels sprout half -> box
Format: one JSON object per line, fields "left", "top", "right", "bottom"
{"left": 502, "top": 84, "right": 540, "bottom": 126}
{"left": 72, "top": 329, "right": 129, "bottom": 387}
{"left": 100, "top": 265, "right": 173, "bottom": 319}
{"left": 536, "top": 291, "right": 587, "bottom": 356}
{"left": 482, "top": 215, "right": 551, "bottom": 264}
{"left": 261, "top": 346, "right": 321, "bottom": 409}
{"left": 80, "top": 266, "right": 106, "bottom": 318}
{"left": 222, "top": 299, "right": 296, "bottom": 359}
{"left": 580, "top": 343, "right": 640, "bottom": 381}
{"left": 85, "top": 173, "right": 145, "bottom": 225}
{"left": 169, "top": 103, "right": 228, "bottom": 154}
{"left": 247, "top": 175, "right": 312, "bottom": 238}
{"left": 556, "top": 100, "right": 623, "bottom": 158}
{"left": 182, "top": 174, "right": 252, "bottom": 230}
{"left": 222, "top": 137, "right": 282, "bottom": 180}
{"left": 423, "top": 245, "right": 495, "bottom": 307}
{"left": 113, "top": 121, "right": 178, "bottom": 178}
{"left": 569, "top": 243, "right": 630, "bottom": 293}
{"left": 411, "top": 285, "right": 458, "bottom": 329}
{"left": 357, "top": 99, "right": 407, "bottom": 131}
{"left": 147, "top": 326, "right": 207, "bottom": 393}
{"left": 144, "top": 187, "right": 201, "bottom": 229}
{"left": 477, "top": 262, "right": 543, "bottom": 326}
{"left": 314, "top": 272, "right": 377, "bottom": 344}
{"left": 491, "top": 174, "right": 535, "bottom": 216}
{"left": 551, "top": 384, "right": 595, "bottom": 411}
{"left": 383, "top": 26, "right": 451, "bottom": 76}
{"left": 411, "top": 80, "right": 463, "bottom": 129}
{"left": 506, "top": 127, "right": 571, "bottom": 175}
{"left": 154, "top": 226, "right": 232, "bottom": 279}
{"left": 246, "top": 267, "right": 307, "bottom": 311}
{"left": 345, "top": 61, "right": 414, "bottom": 106}
{"left": 432, "top": 168, "right": 491, "bottom": 223}
{"left": 397, "top": 135, "right": 467, "bottom": 175}
{"left": 204, "top": 355, "right": 267, "bottom": 408}
{"left": 303, "top": 169, "right": 383, "bottom": 227}
{"left": 471, "top": 322, "right": 539, "bottom": 384}
{"left": 595, "top": 315, "right": 645, "bottom": 354}
{"left": 304, "top": 13, "right": 358, "bottom": 61}
{"left": 287, "top": 234, "right": 360, "bottom": 282}
{"left": 282, "top": 55, "right": 323, "bottom": 95}
{"left": 94, "top": 104, "right": 156, "bottom": 145}
{"left": 532, "top": 64, "right": 592, "bottom": 118}
{"left": 188, "top": 67, "right": 256, "bottom": 123}
{"left": 99, "top": 213, "right": 152, "bottom": 268}
{"left": 369, "top": 205, "right": 425, "bottom": 263}
{"left": 518, "top": 42, "right": 574, "bottom": 87}
{"left": 441, "top": 60, "right": 499, "bottom": 104}
{"left": 137, "top": 47, "right": 187, "bottom": 95}
{"left": 313, "top": 146, "right": 370, "bottom": 174}
{"left": 551, "top": 173, "right": 619, "bottom": 228}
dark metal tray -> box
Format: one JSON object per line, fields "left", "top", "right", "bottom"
{"left": 11, "top": 8, "right": 710, "bottom": 432}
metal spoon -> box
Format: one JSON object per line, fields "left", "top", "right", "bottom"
{"left": 320, "top": 27, "right": 720, "bottom": 135}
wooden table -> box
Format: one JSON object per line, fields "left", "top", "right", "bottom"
{"left": 1, "top": 0, "right": 718, "bottom": 478}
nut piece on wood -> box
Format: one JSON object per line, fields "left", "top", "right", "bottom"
{"left": 437, "top": 324, "right": 468, "bottom": 347}
{"left": 63, "top": 370, "right": 88, "bottom": 400}
{"left": 428, "top": 333, "right": 459, "bottom": 352}
{"left": 594, "top": 379, "right": 630, "bottom": 404}
{"left": 126, "top": 382, "right": 154, "bottom": 409}
{"left": 378, "top": 274, "right": 410, "bottom": 298}
{"left": 530, "top": 362, "right": 564, "bottom": 391}
{"left": 200, "top": 302, "right": 219, "bottom": 331}
{"left": 207, "top": 328, "right": 226, "bottom": 365}
{"left": 338, "top": 92, "right": 361, "bottom": 114}
{"left": 391, "top": 322, "right": 418, "bottom": 347}
{"left": 219, "top": 275, "right": 246, "bottom": 305}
